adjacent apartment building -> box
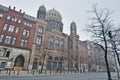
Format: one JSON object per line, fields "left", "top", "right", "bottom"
{"left": 0, "top": 4, "right": 36, "bottom": 70}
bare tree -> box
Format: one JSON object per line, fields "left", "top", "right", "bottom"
{"left": 86, "top": 4, "right": 114, "bottom": 80}
{"left": 109, "top": 28, "right": 120, "bottom": 66}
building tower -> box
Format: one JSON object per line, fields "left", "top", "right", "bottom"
{"left": 68, "top": 21, "right": 79, "bottom": 72}
{"left": 70, "top": 21, "right": 77, "bottom": 35}
{"left": 37, "top": 5, "right": 46, "bottom": 20}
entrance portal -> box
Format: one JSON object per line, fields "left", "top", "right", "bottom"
{"left": 14, "top": 55, "right": 25, "bottom": 67}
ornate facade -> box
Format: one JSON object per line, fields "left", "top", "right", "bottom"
{"left": 29, "top": 5, "right": 69, "bottom": 73}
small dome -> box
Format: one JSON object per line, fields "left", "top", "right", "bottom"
{"left": 45, "top": 8, "right": 62, "bottom": 22}
{"left": 70, "top": 21, "right": 76, "bottom": 29}
{"left": 39, "top": 5, "right": 46, "bottom": 11}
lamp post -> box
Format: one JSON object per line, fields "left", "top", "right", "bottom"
{"left": 61, "top": 53, "right": 64, "bottom": 73}
{"left": 40, "top": 47, "right": 47, "bottom": 74}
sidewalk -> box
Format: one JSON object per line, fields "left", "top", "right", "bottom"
{"left": 0, "top": 70, "right": 67, "bottom": 76}
{"left": 0, "top": 70, "right": 49, "bottom": 76}
{"left": 0, "top": 70, "right": 120, "bottom": 80}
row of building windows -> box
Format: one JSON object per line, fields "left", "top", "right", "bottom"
{"left": 7, "top": 15, "right": 32, "bottom": 27}
{"left": 0, "top": 14, "right": 33, "bottom": 27}
{"left": 3, "top": 24, "right": 30, "bottom": 37}
{"left": 7, "top": 15, "right": 22, "bottom": 24}
{"left": 35, "top": 35, "right": 64, "bottom": 51}
{"left": 49, "top": 36, "right": 64, "bottom": 51}
{"left": 24, "top": 22, "right": 32, "bottom": 27}
{"left": 48, "top": 22, "right": 62, "bottom": 32}
{"left": 0, "top": 35, "right": 28, "bottom": 47}
{"left": 46, "top": 13, "right": 61, "bottom": 20}
{"left": 49, "top": 36, "right": 64, "bottom": 45}
{"left": 3, "top": 24, "right": 19, "bottom": 33}
{"left": 0, "top": 35, "right": 16, "bottom": 45}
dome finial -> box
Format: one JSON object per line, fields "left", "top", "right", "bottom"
{"left": 72, "top": 20, "right": 75, "bottom": 23}
{"left": 39, "top": 4, "right": 46, "bottom": 11}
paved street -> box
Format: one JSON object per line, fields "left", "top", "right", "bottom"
{"left": 0, "top": 71, "right": 118, "bottom": 80}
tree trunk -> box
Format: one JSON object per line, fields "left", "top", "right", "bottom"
{"left": 113, "top": 41, "right": 120, "bottom": 66}
{"left": 104, "top": 51, "right": 112, "bottom": 80}
{"left": 115, "top": 49, "right": 120, "bottom": 66}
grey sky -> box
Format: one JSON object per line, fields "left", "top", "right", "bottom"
{"left": 0, "top": 0, "right": 120, "bottom": 40}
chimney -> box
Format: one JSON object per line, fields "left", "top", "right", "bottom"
{"left": 19, "top": 9, "right": 22, "bottom": 12}
{"left": 13, "top": 7, "right": 15, "bottom": 10}
{"left": 9, "top": 6, "right": 11, "bottom": 9}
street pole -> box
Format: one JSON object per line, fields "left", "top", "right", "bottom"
{"left": 40, "top": 48, "right": 47, "bottom": 74}
{"left": 113, "top": 54, "right": 120, "bottom": 79}
{"left": 80, "top": 56, "right": 81, "bottom": 73}
{"left": 40, "top": 54, "right": 46, "bottom": 73}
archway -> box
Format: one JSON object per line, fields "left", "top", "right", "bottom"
{"left": 46, "top": 56, "right": 53, "bottom": 70}
{"left": 14, "top": 55, "right": 25, "bottom": 67}
{"left": 32, "top": 58, "right": 38, "bottom": 69}
{"left": 53, "top": 57, "right": 59, "bottom": 71}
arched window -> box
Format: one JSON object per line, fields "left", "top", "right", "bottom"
{"left": 60, "top": 39, "right": 64, "bottom": 51}
{"left": 53, "top": 57, "right": 59, "bottom": 70}
{"left": 49, "top": 35, "right": 54, "bottom": 50}
{"left": 36, "top": 36, "right": 42, "bottom": 45}
{"left": 32, "top": 58, "right": 38, "bottom": 69}
{"left": 54, "top": 37, "right": 59, "bottom": 51}
{"left": 38, "top": 26, "right": 43, "bottom": 33}
{"left": 23, "top": 29, "right": 30, "bottom": 37}
{"left": 14, "top": 55, "right": 25, "bottom": 67}
{"left": 46, "top": 56, "right": 53, "bottom": 70}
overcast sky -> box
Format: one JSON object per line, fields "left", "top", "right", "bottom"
{"left": 0, "top": 0, "right": 120, "bottom": 41}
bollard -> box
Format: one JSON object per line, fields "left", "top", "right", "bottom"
{"left": 39, "top": 70, "right": 40, "bottom": 74}
{"left": 64, "top": 70, "right": 65, "bottom": 74}
{"left": 17, "top": 70, "right": 20, "bottom": 76}
{"left": 27, "top": 70, "right": 29, "bottom": 74}
{"left": 8, "top": 69, "right": 11, "bottom": 76}
{"left": 32, "top": 70, "right": 34, "bottom": 75}
{"left": 50, "top": 69, "right": 51, "bottom": 74}
{"left": 0, "top": 70, "right": 1, "bottom": 74}
{"left": 45, "top": 69, "right": 46, "bottom": 74}
{"left": 6, "top": 69, "right": 8, "bottom": 74}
